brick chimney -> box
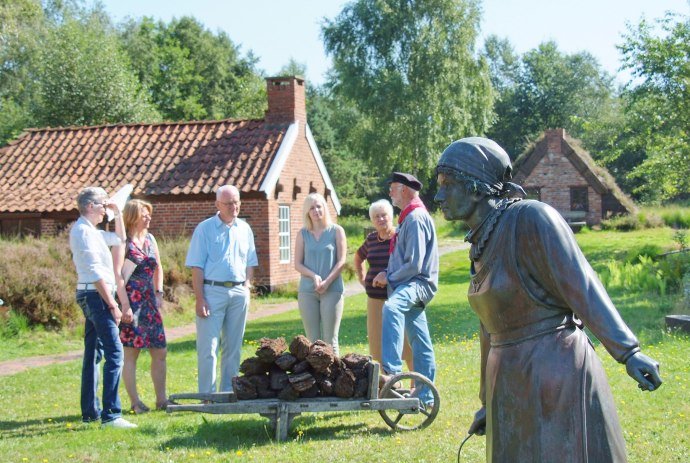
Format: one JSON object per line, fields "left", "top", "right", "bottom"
{"left": 545, "top": 128, "right": 566, "bottom": 153}
{"left": 265, "top": 76, "right": 306, "bottom": 125}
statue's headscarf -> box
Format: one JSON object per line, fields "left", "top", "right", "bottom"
{"left": 436, "top": 137, "right": 525, "bottom": 198}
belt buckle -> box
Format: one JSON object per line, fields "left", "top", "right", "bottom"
{"left": 223, "top": 281, "right": 234, "bottom": 288}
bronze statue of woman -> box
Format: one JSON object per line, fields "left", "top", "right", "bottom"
{"left": 434, "top": 137, "right": 662, "bottom": 462}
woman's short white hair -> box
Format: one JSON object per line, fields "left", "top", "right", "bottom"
{"left": 369, "top": 199, "right": 394, "bottom": 220}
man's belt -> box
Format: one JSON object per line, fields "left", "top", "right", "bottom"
{"left": 77, "top": 282, "right": 113, "bottom": 291}
{"left": 203, "top": 279, "right": 245, "bottom": 288}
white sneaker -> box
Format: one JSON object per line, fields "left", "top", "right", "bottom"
{"left": 102, "top": 417, "right": 138, "bottom": 429}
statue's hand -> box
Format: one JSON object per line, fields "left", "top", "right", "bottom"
{"left": 626, "top": 351, "right": 662, "bottom": 391}
{"left": 468, "top": 406, "right": 486, "bottom": 436}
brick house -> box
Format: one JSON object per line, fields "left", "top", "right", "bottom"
{"left": 0, "top": 76, "right": 340, "bottom": 290}
{"left": 512, "top": 128, "right": 635, "bottom": 227}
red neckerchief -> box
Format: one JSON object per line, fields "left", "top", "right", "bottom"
{"left": 389, "top": 196, "right": 427, "bottom": 253}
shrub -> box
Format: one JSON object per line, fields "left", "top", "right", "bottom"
{"left": 157, "top": 236, "right": 192, "bottom": 289}
{"left": 0, "top": 233, "right": 193, "bottom": 329}
{"left": 672, "top": 229, "right": 688, "bottom": 250}
{"left": 599, "top": 252, "right": 690, "bottom": 296}
{"left": 0, "top": 310, "right": 31, "bottom": 338}
{"left": 599, "top": 256, "right": 667, "bottom": 295}
{"left": 625, "top": 244, "right": 662, "bottom": 264}
{"left": 600, "top": 212, "right": 664, "bottom": 231}
{"left": 0, "top": 234, "right": 78, "bottom": 328}
{"left": 601, "top": 214, "right": 641, "bottom": 231}
{"left": 656, "top": 251, "right": 690, "bottom": 293}
{"left": 639, "top": 203, "right": 690, "bottom": 229}
{"left": 660, "top": 209, "right": 690, "bottom": 229}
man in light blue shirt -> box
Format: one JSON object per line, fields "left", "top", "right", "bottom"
{"left": 69, "top": 186, "right": 136, "bottom": 429}
{"left": 186, "top": 185, "right": 258, "bottom": 394}
{"left": 373, "top": 172, "right": 439, "bottom": 408}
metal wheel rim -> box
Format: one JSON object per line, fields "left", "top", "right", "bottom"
{"left": 378, "top": 371, "right": 440, "bottom": 431}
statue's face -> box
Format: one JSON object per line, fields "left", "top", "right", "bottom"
{"left": 434, "top": 172, "right": 477, "bottom": 221}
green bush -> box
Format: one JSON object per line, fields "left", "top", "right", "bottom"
{"left": 601, "top": 212, "right": 664, "bottom": 231}
{"left": 656, "top": 251, "right": 690, "bottom": 293}
{"left": 599, "top": 252, "right": 690, "bottom": 296}
{"left": 0, "top": 234, "right": 78, "bottom": 328}
{"left": 625, "top": 244, "right": 662, "bottom": 264}
{"left": 599, "top": 256, "right": 667, "bottom": 295}
{"left": 639, "top": 203, "right": 690, "bottom": 229}
{"left": 0, "top": 233, "right": 192, "bottom": 330}
{"left": 157, "top": 236, "right": 192, "bottom": 290}
{"left": 660, "top": 209, "right": 690, "bottom": 229}
{"left": 0, "top": 310, "right": 31, "bottom": 338}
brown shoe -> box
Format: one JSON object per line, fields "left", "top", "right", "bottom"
{"left": 156, "top": 399, "right": 178, "bottom": 411}
{"left": 130, "top": 401, "right": 150, "bottom": 415}
{"left": 379, "top": 373, "right": 402, "bottom": 390}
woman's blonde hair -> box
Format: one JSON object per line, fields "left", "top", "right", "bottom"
{"left": 302, "top": 193, "right": 332, "bottom": 230}
{"left": 123, "top": 199, "right": 153, "bottom": 237}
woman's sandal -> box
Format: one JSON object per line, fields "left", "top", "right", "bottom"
{"left": 130, "top": 401, "right": 150, "bottom": 414}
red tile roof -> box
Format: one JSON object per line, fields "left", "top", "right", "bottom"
{"left": 0, "top": 119, "right": 288, "bottom": 213}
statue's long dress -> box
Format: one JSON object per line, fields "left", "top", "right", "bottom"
{"left": 467, "top": 200, "right": 639, "bottom": 463}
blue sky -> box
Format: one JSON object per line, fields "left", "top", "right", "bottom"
{"left": 100, "top": 0, "right": 689, "bottom": 86}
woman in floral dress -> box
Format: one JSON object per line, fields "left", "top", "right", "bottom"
{"left": 118, "top": 199, "right": 172, "bottom": 413}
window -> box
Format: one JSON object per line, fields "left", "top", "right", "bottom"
{"left": 525, "top": 186, "right": 542, "bottom": 201}
{"left": 570, "top": 187, "right": 589, "bottom": 212}
{"left": 278, "top": 205, "right": 291, "bottom": 263}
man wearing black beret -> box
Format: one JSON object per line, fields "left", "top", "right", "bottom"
{"left": 373, "top": 172, "right": 439, "bottom": 408}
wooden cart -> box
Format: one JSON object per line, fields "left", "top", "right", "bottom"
{"left": 167, "top": 363, "right": 440, "bottom": 441}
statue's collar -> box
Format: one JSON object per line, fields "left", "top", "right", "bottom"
{"left": 465, "top": 198, "right": 522, "bottom": 261}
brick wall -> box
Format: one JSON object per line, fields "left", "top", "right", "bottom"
{"left": 520, "top": 130, "right": 603, "bottom": 225}
{"left": 21, "top": 76, "right": 331, "bottom": 291}
{"left": 139, "top": 132, "right": 333, "bottom": 290}
{"left": 40, "top": 218, "right": 57, "bottom": 236}
{"left": 148, "top": 198, "right": 217, "bottom": 237}
{"left": 265, "top": 76, "right": 306, "bottom": 125}
{"left": 264, "top": 133, "right": 336, "bottom": 290}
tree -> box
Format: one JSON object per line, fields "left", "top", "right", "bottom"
{"left": 37, "top": 12, "right": 159, "bottom": 127}
{"left": 277, "top": 58, "right": 307, "bottom": 78}
{"left": 484, "top": 40, "right": 616, "bottom": 158}
{"left": 119, "top": 16, "right": 266, "bottom": 121}
{"left": 1, "top": 0, "right": 160, "bottom": 139}
{"left": 307, "top": 84, "right": 380, "bottom": 215}
{"left": 0, "top": 0, "right": 45, "bottom": 143}
{"left": 616, "top": 11, "right": 690, "bottom": 200}
{"left": 322, "top": 0, "right": 494, "bottom": 186}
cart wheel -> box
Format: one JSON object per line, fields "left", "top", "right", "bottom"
{"left": 378, "top": 371, "right": 440, "bottom": 431}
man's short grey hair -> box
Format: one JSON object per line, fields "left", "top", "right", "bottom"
{"left": 77, "top": 187, "right": 107, "bottom": 215}
{"left": 216, "top": 185, "right": 240, "bottom": 200}
{"left": 369, "top": 199, "right": 394, "bottom": 220}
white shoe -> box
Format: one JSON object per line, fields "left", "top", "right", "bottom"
{"left": 102, "top": 417, "right": 138, "bottom": 429}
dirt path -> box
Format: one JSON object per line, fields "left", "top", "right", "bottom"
{"left": 0, "top": 241, "right": 468, "bottom": 377}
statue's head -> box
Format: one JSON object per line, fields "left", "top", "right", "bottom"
{"left": 436, "top": 137, "right": 514, "bottom": 198}
{"left": 435, "top": 137, "right": 525, "bottom": 223}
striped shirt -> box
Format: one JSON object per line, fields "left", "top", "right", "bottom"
{"left": 356, "top": 231, "right": 391, "bottom": 300}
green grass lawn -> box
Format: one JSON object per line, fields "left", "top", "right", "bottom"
{"left": 1, "top": 235, "right": 689, "bottom": 462}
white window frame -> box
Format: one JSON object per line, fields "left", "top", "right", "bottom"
{"left": 278, "top": 205, "right": 291, "bottom": 263}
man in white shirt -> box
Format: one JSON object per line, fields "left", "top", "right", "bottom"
{"left": 69, "top": 186, "right": 136, "bottom": 428}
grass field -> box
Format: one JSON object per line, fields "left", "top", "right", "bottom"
{"left": 1, "top": 228, "right": 688, "bottom": 462}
